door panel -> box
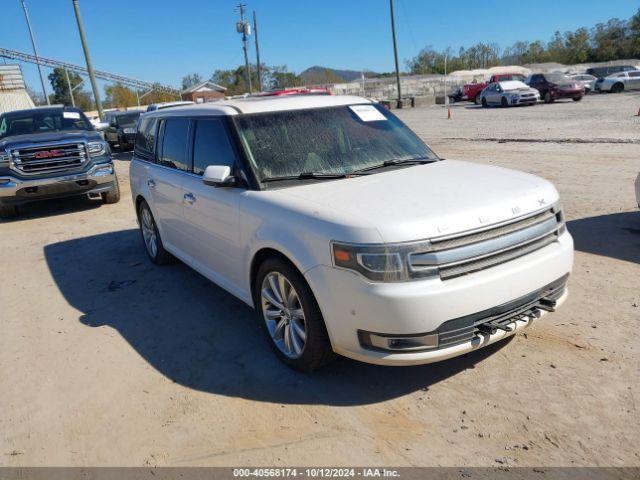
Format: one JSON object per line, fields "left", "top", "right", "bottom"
{"left": 180, "top": 175, "right": 244, "bottom": 294}
{"left": 147, "top": 165, "right": 189, "bottom": 253}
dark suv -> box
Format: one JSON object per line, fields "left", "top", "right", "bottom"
{"left": 0, "top": 106, "right": 119, "bottom": 219}
{"left": 104, "top": 110, "right": 141, "bottom": 151}
{"left": 526, "top": 73, "right": 585, "bottom": 103}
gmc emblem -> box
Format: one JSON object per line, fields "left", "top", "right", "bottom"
{"left": 34, "top": 149, "right": 66, "bottom": 159}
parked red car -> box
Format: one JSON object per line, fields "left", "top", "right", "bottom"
{"left": 526, "top": 73, "right": 584, "bottom": 103}
{"left": 464, "top": 73, "right": 527, "bottom": 104}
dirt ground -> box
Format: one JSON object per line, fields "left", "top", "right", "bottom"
{"left": 1, "top": 92, "right": 639, "bottom": 467}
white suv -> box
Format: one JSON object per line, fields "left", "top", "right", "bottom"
{"left": 130, "top": 95, "right": 573, "bottom": 371}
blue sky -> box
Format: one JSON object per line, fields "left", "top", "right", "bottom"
{"left": 2, "top": 0, "right": 638, "bottom": 97}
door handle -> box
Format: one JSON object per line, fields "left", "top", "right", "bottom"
{"left": 183, "top": 192, "right": 196, "bottom": 205}
{"left": 147, "top": 179, "right": 156, "bottom": 188}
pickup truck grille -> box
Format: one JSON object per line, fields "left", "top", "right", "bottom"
{"left": 10, "top": 143, "right": 87, "bottom": 175}
{"left": 410, "top": 207, "right": 564, "bottom": 280}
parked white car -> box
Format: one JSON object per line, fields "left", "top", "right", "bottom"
{"left": 129, "top": 95, "right": 573, "bottom": 371}
{"left": 595, "top": 70, "right": 640, "bottom": 93}
{"left": 568, "top": 74, "right": 597, "bottom": 93}
{"left": 479, "top": 81, "right": 540, "bottom": 107}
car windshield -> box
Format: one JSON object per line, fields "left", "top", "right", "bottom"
{"left": 0, "top": 109, "right": 92, "bottom": 139}
{"left": 545, "top": 73, "right": 571, "bottom": 83}
{"left": 235, "top": 104, "right": 437, "bottom": 182}
{"left": 115, "top": 112, "right": 141, "bottom": 126}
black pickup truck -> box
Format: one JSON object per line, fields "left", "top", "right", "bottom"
{"left": 0, "top": 106, "right": 120, "bottom": 219}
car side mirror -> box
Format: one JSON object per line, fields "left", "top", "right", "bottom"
{"left": 95, "top": 122, "right": 109, "bottom": 132}
{"left": 203, "top": 165, "right": 236, "bottom": 187}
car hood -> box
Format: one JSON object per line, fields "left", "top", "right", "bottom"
{"left": 271, "top": 160, "right": 559, "bottom": 243}
{"left": 0, "top": 130, "right": 101, "bottom": 149}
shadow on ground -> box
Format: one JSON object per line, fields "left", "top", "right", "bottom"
{"left": 0, "top": 195, "right": 104, "bottom": 223}
{"left": 567, "top": 211, "right": 640, "bottom": 264}
{"left": 44, "top": 229, "right": 511, "bottom": 406}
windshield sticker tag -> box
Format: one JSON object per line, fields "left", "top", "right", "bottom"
{"left": 63, "top": 111, "right": 81, "bottom": 119}
{"left": 349, "top": 105, "right": 387, "bottom": 122}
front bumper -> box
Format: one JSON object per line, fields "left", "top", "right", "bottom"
{"left": 553, "top": 88, "right": 584, "bottom": 99}
{"left": 0, "top": 162, "right": 116, "bottom": 205}
{"left": 305, "top": 231, "right": 573, "bottom": 366}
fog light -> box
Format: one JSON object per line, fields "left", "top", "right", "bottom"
{"left": 359, "top": 331, "right": 438, "bottom": 352}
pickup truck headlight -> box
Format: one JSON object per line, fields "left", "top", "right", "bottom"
{"left": 87, "top": 141, "right": 108, "bottom": 157}
{"left": 332, "top": 240, "right": 437, "bottom": 282}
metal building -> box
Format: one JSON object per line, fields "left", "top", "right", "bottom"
{"left": 0, "top": 64, "right": 35, "bottom": 114}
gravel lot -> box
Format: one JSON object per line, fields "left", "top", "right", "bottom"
{"left": 1, "top": 92, "right": 639, "bottom": 467}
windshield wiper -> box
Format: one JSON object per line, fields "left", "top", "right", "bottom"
{"left": 261, "top": 171, "right": 369, "bottom": 183}
{"left": 352, "top": 157, "right": 436, "bottom": 173}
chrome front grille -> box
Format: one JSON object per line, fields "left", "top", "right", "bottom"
{"left": 10, "top": 142, "right": 87, "bottom": 175}
{"left": 410, "top": 207, "right": 564, "bottom": 280}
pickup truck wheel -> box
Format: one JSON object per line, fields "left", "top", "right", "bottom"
{"left": 474, "top": 93, "right": 482, "bottom": 105}
{"left": 102, "top": 177, "right": 121, "bottom": 204}
{"left": 481, "top": 97, "right": 488, "bottom": 108}
{"left": 0, "top": 204, "right": 18, "bottom": 219}
{"left": 138, "top": 200, "right": 172, "bottom": 265}
{"left": 255, "top": 258, "right": 334, "bottom": 372}
{"left": 544, "top": 91, "right": 554, "bottom": 104}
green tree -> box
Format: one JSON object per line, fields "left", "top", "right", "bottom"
{"left": 181, "top": 73, "right": 203, "bottom": 91}
{"left": 47, "top": 67, "right": 93, "bottom": 111}
{"left": 104, "top": 83, "right": 138, "bottom": 108}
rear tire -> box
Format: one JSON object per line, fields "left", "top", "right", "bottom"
{"left": 254, "top": 257, "right": 334, "bottom": 372}
{"left": 102, "top": 176, "right": 121, "bottom": 204}
{"left": 474, "top": 93, "right": 482, "bottom": 105}
{"left": 0, "top": 204, "right": 18, "bottom": 219}
{"left": 572, "top": 95, "right": 583, "bottom": 102}
{"left": 137, "top": 200, "right": 172, "bottom": 265}
{"left": 481, "top": 97, "right": 488, "bottom": 108}
{"left": 544, "top": 91, "right": 553, "bottom": 104}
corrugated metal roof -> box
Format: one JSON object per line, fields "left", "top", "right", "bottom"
{"left": 0, "top": 89, "right": 36, "bottom": 114}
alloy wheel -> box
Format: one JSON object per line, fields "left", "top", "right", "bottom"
{"left": 261, "top": 271, "right": 307, "bottom": 359}
{"left": 140, "top": 207, "right": 158, "bottom": 259}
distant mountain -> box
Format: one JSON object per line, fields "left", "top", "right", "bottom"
{"left": 299, "top": 66, "right": 379, "bottom": 84}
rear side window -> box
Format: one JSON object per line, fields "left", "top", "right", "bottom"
{"left": 134, "top": 117, "right": 157, "bottom": 161}
{"left": 158, "top": 118, "right": 190, "bottom": 172}
{"left": 192, "top": 119, "right": 237, "bottom": 175}
{"left": 628, "top": 72, "right": 640, "bottom": 78}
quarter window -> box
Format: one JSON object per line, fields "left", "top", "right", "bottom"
{"left": 134, "top": 117, "right": 157, "bottom": 161}
{"left": 159, "top": 118, "right": 190, "bottom": 172}
{"left": 192, "top": 119, "right": 237, "bottom": 175}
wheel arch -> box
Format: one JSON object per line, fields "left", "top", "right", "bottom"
{"left": 250, "top": 247, "right": 304, "bottom": 306}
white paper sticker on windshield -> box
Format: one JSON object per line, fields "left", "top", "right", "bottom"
{"left": 349, "top": 105, "right": 387, "bottom": 122}
{"left": 63, "top": 111, "right": 81, "bottom": 119}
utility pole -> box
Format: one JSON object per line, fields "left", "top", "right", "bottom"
{"left": 20, "top": 0, "right": 49, "bottom": 104}
{"left": 253, "top": 11, "right": 262, "bottom": 92}
{"left": 71, "top": 0, "right": 103, "bottom": 119}
{"left": 64, "top": 68, "right": 75, "bottom": 107}
{"left": 389, "top": 0, "right": 402, "bottom": 108}
{"left": 236, "top": 3, "right": 252, "bottom": 94}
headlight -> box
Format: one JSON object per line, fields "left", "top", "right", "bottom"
{"left": 87, "top": 141, "right": 108, "bottom": 157}
{"left": 332, "top": 240, "right": 437, "bottom": 282}
{"left": 123, "top": 127, "right": 136, "bottom": 134}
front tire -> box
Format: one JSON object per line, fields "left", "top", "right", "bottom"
{"left": 255, "top": 257, "right": 334, "bottom": 372}
{"left": 138, "top": 200, "right": 172, "bottom": 265}
{"left": 544, "top": 91, "right": 554, "bottom": 104}
{"left": 501, "top": 96, "right": 508, "bottom": 107}
{"left": 572, "top": 95, "right": 583, "bottom": 102}
{"left": 611, "top": 83, "right": 624, "bottom": 93}
{"left": 0, "top": 204, "right": 18, "bottom": 219}
{"left": 481, "top": 97, "right": 488, "bottom": 108}
{"left": 102, "top": 176, "right": 121, "bottom": 204}
{"left": 474, "top": 93, "right": 482, "bottom": 105}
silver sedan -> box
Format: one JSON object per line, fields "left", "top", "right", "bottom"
{"left": 479, "top": 81, "right": 540, "bottom": 107}
{"left": 569, "top": 74, "right": 597, "bottom": 93}
{"left": 596, "top": 70, "right": 640, "bottom": 93}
